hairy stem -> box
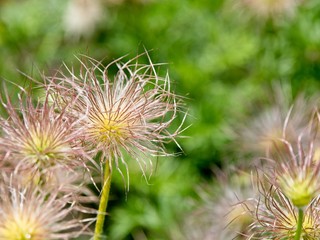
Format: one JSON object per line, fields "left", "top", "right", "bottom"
{"left": 94, "top": 162, "right": 112, "bottom": 240}
{"left": 294, "top": 208, "right": 303, "bottom": 240}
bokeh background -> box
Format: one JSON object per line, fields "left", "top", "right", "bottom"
{"left": 1, "top": 0, "right": 320, "bottom": 239}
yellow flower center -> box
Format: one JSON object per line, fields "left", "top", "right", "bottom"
{"left": 282, "top": 213, "right": 315, "bottom": 237}
{"left": 89, "top": 112, "right": 127, "bottom": 143}
{"left": 100, "top": 119, "right": 123, "bottom": 139}
{"left": 281, "top": 176, "right": 316, "bottom": 207}
{"left": 0, "top": 213, "right": 45, "bottom": 240}
{"left": 22, "top": 130, "right": 68, "bottom": 166}
{"left": 226, "top": 203, "right": 253, "bottom": 231}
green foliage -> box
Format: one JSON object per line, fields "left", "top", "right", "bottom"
{"left": 109, "top": 159, "right": 198, "bottom": 239}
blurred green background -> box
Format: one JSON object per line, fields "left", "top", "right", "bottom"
{"left": 1, "top": 0, "right": 320, "bottom": 239}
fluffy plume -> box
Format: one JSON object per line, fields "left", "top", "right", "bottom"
{"left": 249, "top": 183, "right": 320, "bottom": 239}
{"left": 45, "top": 54, "right": 185, "bottom": 180}
{"left": 183, "top": 171, "right": 255, "bottom": 240}
{"left": 0, "top": 87, "right": 90, "bottom": 178}
{"left": 0, "top": 174, "right": 89, "bottom": 239}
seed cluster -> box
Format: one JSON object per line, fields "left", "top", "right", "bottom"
{"left": 0, "top": 55, "right": 183, "bottom": 239}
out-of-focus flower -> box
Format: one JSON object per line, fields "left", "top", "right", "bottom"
{"left": 183, "top": 171, "right": 255, "bottom": 240}
{"left": 0, "top": 174, "right": 88, "bottom": 239}
{"left": 45, "top": 55, "right": 185, "bottom": 178}
{"left": 237, "top": 0, "right": 302, "bottom": 19}
{"left": 41, "top": 167, "right": 98, "bottom": 208}
{"left": 64, "top": 0, "right": 103, "bottom": 40}
{"left": 0, "top": 89, "right": 88, "bottom": 177}
{"left": 236, "top": 94, "right": 316, "bottom": 158}
{"left": 103, "top": 0, "right": 151, "bottom": 5}
{"left": 250, "top": 184, "right": 320, "bottom": 239}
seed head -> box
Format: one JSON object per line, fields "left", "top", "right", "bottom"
{"left": 183, "top": 171, "right": 255, "bottom": 240}
{"left": 45, "top": 55, "right": 185, "bottom": 177}
{"left": 0, "top": 88, "right": 87, "bottom": 176}
{"left": 0, "top": 174, "right": 87, "bottom": 240}
{"left": 236, "top": 93, "right": 314, "bottom": 158}
{"left": 250, "top": 185, "right": 320, "bottom": 239}
{"left": 270, "top": 137, "right": 320, "bottom": 207}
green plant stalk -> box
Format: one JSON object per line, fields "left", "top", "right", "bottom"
{"left": 94, "top": 162, "right": 112, "bottom": 240}
{"left": 294, "top": 208, "right": 303, "bottom": 240}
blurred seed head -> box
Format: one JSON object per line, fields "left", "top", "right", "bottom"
{"left": 64, "top": 0, "right": 103, "bottom": 40}
{"left": 45, "top": 54, "right": 185, "bottom": 179}
{"left": 183, "top": 171, "right": 255, "bottom": 240}
{"left": 260, "top": 110, "right": 320, "bottom": 208}
{"left": 0, "top": 174, "right": 88, "bottom": 240}
{"left": 33, "top": 166, "right": 98, "bottom": 207}
{"left": 237, "top": 0, "right": 302, "bottom": 19}
{"left": 103, "top": 0, "right": 151, "bottom": 4}
{"left": 237, "top": 93, "right": 317, "bottom": 158}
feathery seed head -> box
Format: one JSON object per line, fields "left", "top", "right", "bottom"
{"left": 269, "top": 136, "right": 320, "bottom": 207}
{"left": 0, "top": 90, "right": 86, "bottom": 175}
{"left": 237, "top": 101, "right": 310, "bottom": 158}
{"left": 236, "top": 88, "right": 319, "bottom": 160}
{"left": 46, "top": 55, "right": 185, "bottom": 177}
{"left": 0, "top": 175, "right": 86, "bottom": 240}
{"left": 183, "top": 171, "right": 255, "bottom": 240}
{"left": 250, "top": 185, "right": 320, "bottom": 239}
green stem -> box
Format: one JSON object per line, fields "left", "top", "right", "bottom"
{"left": 94, "top": 162, "right": 112, "bottom": 240}
{"left": 294, "top": 208, "right": 304, "bottom": 240}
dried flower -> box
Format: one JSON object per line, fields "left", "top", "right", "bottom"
{"left": 263, "top": 134, "right": 320, "bottom": 208}
{"left": 250, "top": 184, "right": 320, "bottom": 239}
{"left": 237, "top": 93, "right": 315, "bottom": 158}
{"left": 183, "top": 171, "right": 255, "bottom": 240}
{"left": 0, "top": 89, "right": 89, "bottom": 177}
{"left": 0, "top": 174, "right": 88, "bottom": 239}
{"left": 46, "top": 55, "right": 184, "bottom": 177}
